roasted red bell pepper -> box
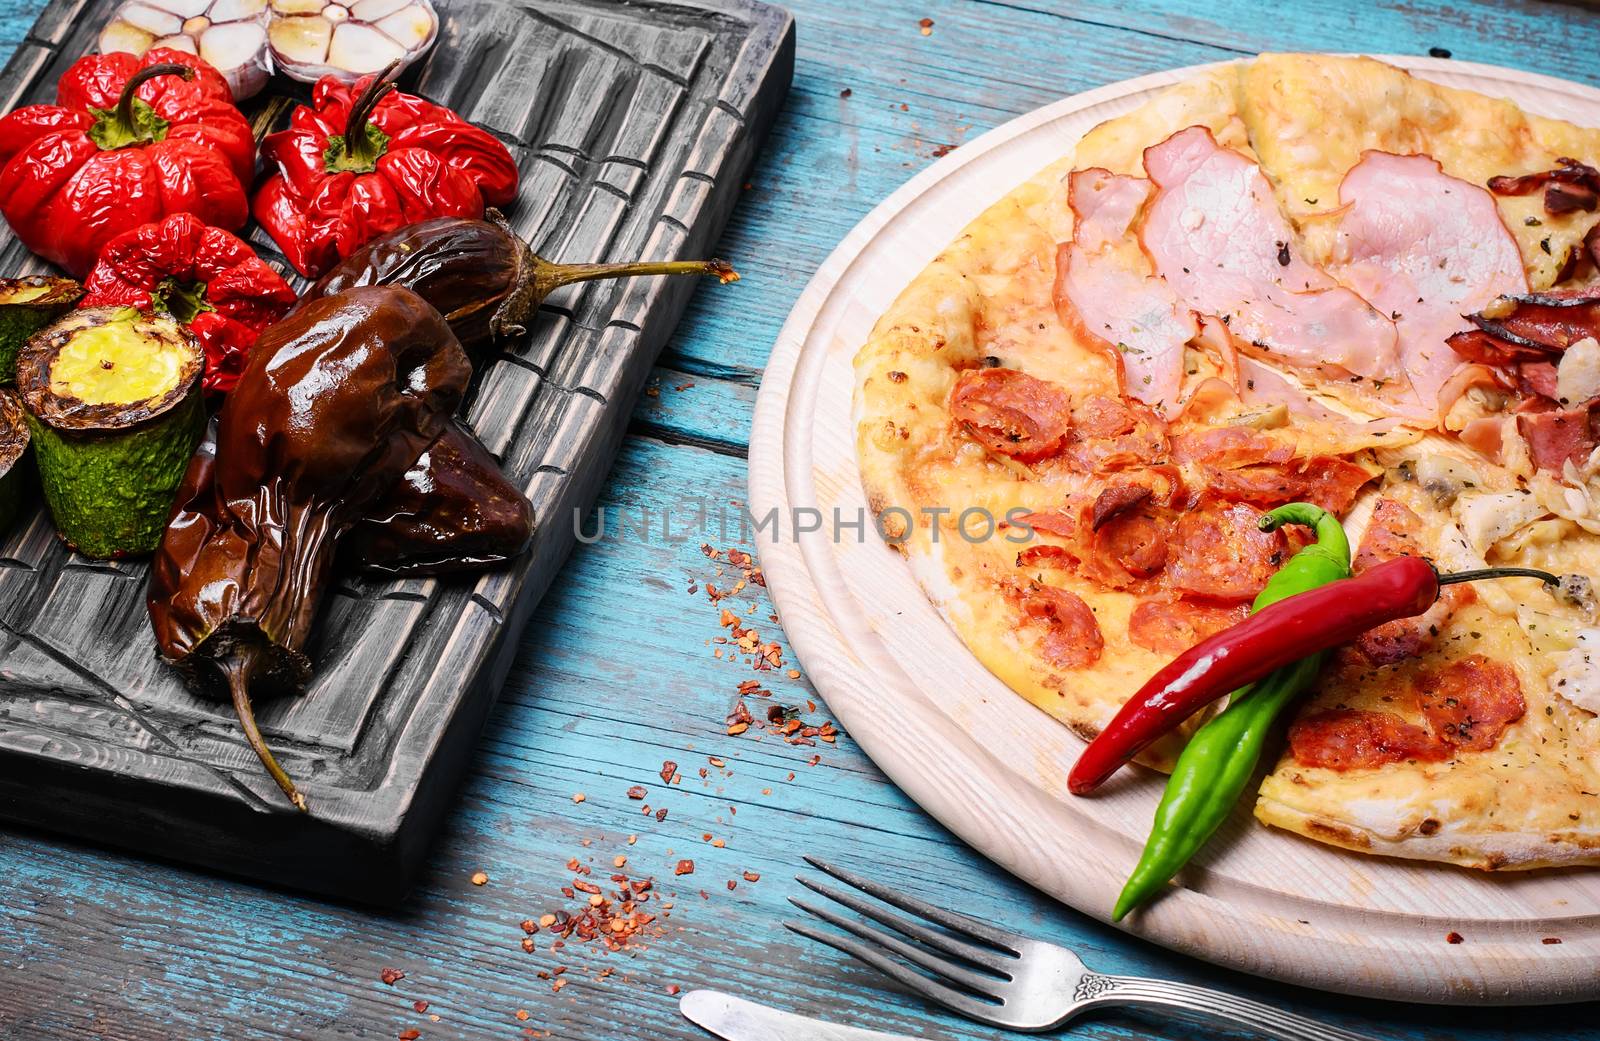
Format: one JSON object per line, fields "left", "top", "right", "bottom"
{"left": 253, "top": 61, "right": 519, "bottom": 277}
{"left": 0, "top": 50, "right": 255, "bottom": 277}
{"left": 81, "top": 213, "right": 298, "bottom": 395}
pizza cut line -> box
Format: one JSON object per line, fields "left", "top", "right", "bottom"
{"left": 853, "top": 54, "right": 1600, "bottom": 870}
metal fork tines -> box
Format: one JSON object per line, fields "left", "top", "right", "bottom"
{"left": 786, "top": 856, "right": 1379, "bottom": 1041}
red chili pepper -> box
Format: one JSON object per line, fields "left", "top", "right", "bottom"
{"left": 253, "top": 61, "right": 519, "bottom": 278}
{"left": 81, "top": 213, "right": 298, "bottom": 396}
{"left": 1068, "top": 556, "right": 1568, "bottom": 795}
{"left": 0, "top": 50, "right": 254, "bottom": 276}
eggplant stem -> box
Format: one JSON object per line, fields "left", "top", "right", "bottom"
{"left": 541, "top": 258, "right": 739, "bottom": 290}
{"left": 1437, "top": 566, "right": 1561, "bottom": 587}
{"left": 221, "top": 652, "right": 308, "bottom": 813}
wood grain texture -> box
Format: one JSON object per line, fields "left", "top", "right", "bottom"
{"left": 6, "top": 1, "right": 1600, "bottom": 1039}
{"left": 0, "top": 0, "right": 794, "bottom": 901}
{"left": 749, "top": 55, "right": 1600, "bottom": 1005}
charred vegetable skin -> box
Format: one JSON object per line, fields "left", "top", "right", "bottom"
{"left": 1112, "top": 504, "right": 1351, "bottom": 920}
{"left": 180, "top": 417, "right": 534, "bottom": 578}
{"left": 346, "top": 421, "right": 533, "bottom": 576}
{"left": 0, "top": 388, "right": 28, "bottom": 535}
{"left": 16, "top": 306, "right": 204, "bottom": 558}
{"left": 0, "top": 277, "right": 81, "bottom": 382}
{"left": 300, "top": 212, "right": 739, "bottom": 352}
{"left": 149, "top": 285, "right": 471, "bottom": 810}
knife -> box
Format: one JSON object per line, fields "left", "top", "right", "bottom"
{"left": 680, "top": 990, "right": 927, "bottom": 1041}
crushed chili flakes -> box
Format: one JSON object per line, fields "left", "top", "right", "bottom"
{"left": 516, "top": 1010, "right": 530, "bottom": 1022}
{"left": 743, "top": 870, "right": 761, "bottom": 882}
{"left": 412, "top": 1000, "right": 429, "bottom": 1013}
{"left": 660, "top": 760, "right": 678, "bottom": 783}
{"left": 1446, "top": 932, "right": 1465, "bottom": 944}
{"left": 626, "top": 785, "right": 647, "bottom": 800}
{"left": 918, "top": 16, "right": 934, "bottom": 33}
{"left": 399, "top": 1030, "right": 421, "bottom": 1041}
{"left": 675, "top": 859, "right": 695, "bottom": 876}
{"left": 380, "top": 967, "right": 406, "bottom": 985}
{"left": 470, "top": 871, "right": 489, "bottom": 886}
{"left": 667, "top": 984, "right": 681, "bottom": 996}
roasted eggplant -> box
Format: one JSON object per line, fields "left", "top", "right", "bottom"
{"left": 346, "top": 420, "right": 534, "bottom": 576}
{"left": 149, "top": 285, "right": 472, "bottom": 811}
{"left": 300, "top": 211, "right": 737, "bottom": 352}
{"left": 180, "top": 416, "right": 535, "bottom": 578}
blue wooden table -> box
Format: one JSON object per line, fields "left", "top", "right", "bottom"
{"left": 4, "top": 1, "right": 1600, "bottom": 1038}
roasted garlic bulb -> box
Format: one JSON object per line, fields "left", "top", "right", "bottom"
{"left": 268, "top": 0, "right": 438, "bottom": 84}
{"left": 99, "top": 0, "right": 272, "bottom": 99}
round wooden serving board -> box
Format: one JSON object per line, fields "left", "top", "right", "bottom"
{"left": 748, "top": 56, "right": 1600, "bottom": 1005}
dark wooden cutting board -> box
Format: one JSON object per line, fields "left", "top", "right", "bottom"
{"left": 0, "top": 0, "right": 792, "bottom": 903}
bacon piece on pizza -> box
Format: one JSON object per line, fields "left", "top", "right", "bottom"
{"left": 1517, "top": 403, "right": 1600, "bottom": 472}
{"left": 1351, "top": 498, "right": 1474, "bottom": 664}
{"left": 948, "top": 367, "right": 1074, "bottom": 462}
{"left": 1055, "top": 168, "right": 1196, "bottom": 414}
{"left": 1140, "top": 126, "right": 1399, "bottom": 382}
{"left": 1332, "top": 152, "right": 1527, "bottom": 418}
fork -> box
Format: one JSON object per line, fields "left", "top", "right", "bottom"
{"left": 786, "top": 856, "right": 1379, "bottom": 1041}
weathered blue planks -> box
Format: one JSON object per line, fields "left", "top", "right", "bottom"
{"left": 6, "top": 0, "right": 1600, "bottom": 1038}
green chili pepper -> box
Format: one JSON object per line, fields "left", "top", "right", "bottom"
{"left": 1112, "top": 502, "right": 1351, "bottom": 921}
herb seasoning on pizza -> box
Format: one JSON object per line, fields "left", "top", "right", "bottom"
{"left": 854, "top": 53, "right": 1600, "bottom": 875}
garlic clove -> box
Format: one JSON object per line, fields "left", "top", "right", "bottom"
{"left": 208, "top": 0, "right": 267, "bottom": 20}
{"left": 268, "top": 12, "right": 332, "bottom": 64}
{"left": 120, "top": 3, "right": 185, "bottom": 36}
{"left": 200, "top": 21, "right": 272, "bottom": 98}
{"left": 154, "top": 32, "right": 199, "bottom": 52}
{"left": 373, "top": 5, "right": 431, "bottom": 51}
{"left": 268, "top": 0, "right": 435, "bottom": 84}
{"left": 327, "top": 21, "right": 404, "bottom": 74}
{"left": 147, "top": 0, "right": 211, "bottom": 17}
{"left": 349, "top": 0, "right": 407, "bottom": 20}
{"left": 99, "top": 19, "right": 158, "bottom": 55}
{"left": 270, "top": 0, "right": 327, "bottom": 15}
{"left": 100, "top": 0, "right": 273, "bottom": 99}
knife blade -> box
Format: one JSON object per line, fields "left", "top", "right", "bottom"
{"left": 680, "top": 990, "right": 925, "bottom": 1041}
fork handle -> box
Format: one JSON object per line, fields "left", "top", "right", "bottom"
{"left": 1085, "top": 975, "right": 1381, "bottom": 1041}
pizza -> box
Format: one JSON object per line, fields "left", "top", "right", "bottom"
{"left": 853, "top": 53, "right": 1600, "bottom": 869}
